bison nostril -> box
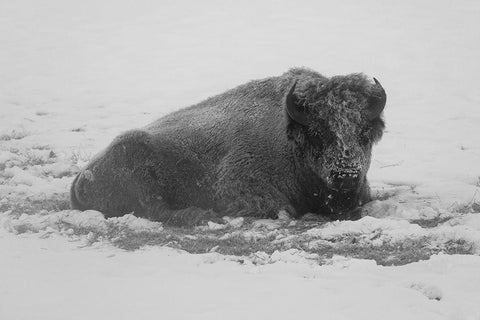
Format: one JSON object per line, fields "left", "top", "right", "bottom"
{"left": 330, "top": 168, "right": 361, "bottom": 191}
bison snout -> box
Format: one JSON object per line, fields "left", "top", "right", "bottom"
{"left": 330, "top": 169, "right": 361, "bottom": 191}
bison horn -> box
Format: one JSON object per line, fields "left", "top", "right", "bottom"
{"left": 368, "top": 77, "right": 387, "bottom": 120}
{"left": 285, "top": 80, "right": 309, "bottom": 126}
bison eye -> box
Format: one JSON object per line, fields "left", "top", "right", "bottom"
{"left": 359, "top": 129, "right": 373, "bottom": 146}
{"left": 359, "top": 134, "right": 371, "bottom": 146}
{"left": 360, "top": 118, "right": 385, "bottom": 144}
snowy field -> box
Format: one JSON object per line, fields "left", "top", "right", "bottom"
{"left": 1, "top": 0, "right": 480, "bottom": 319}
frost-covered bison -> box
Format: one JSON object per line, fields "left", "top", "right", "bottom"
{"left": 71, "top": 68, "right": 386, "bottom": 225}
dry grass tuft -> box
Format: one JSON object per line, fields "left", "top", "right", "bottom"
{"left": 0, "top": 129, "right": 29, "bottom": 141}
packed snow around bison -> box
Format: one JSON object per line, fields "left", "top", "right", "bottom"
{"left": 1, "top": 0, "right": 480, "bottom": 319}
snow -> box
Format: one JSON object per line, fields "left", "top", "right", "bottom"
{"left": 304, "top": 214, "right": 480, "bottom": 254}
{"left": 2, "top": 230, "right": 480, "bottom": 320}
{"left": 1, "top": 0, "right": 480, "bottom": 319}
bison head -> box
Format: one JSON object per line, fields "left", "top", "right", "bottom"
{"left": 285, "top": 73, "right": 386, "bottom": 216}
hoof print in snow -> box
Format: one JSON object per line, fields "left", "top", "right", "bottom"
{"left": 409, "top": 282, "right": 443, "bottom": 301}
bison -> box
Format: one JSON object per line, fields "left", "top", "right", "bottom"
{"left": 71, "top": 68, "right": 386, "bottom": 226}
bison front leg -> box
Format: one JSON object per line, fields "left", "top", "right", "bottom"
{"left": 143, "top": 204, "right": 221, "bottom": 227}
{"left": 213, "top": 153, "right": 297, "bottom": 219}
{"left": 214, "top": 177, "right": 296, "bottom": 219}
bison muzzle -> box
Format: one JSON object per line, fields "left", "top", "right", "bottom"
{"left": 71, "top": 68, "right": 386, "bottom": 226}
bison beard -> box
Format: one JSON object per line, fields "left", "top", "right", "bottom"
{"left": 71, "top": 68, "right": 386, "bottom": 226}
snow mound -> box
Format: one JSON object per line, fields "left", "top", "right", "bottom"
{"left": 306, "top": 216, "right": 424, "bottom": 241}
{"left": 1, "top": 210, "right": 163, "bottom": 239}
{"left": 305, "top": 214, "right": 480, "bottom": 254}
{"left": 1, "top": 210, "right": 107, "bottom": 234}
{"left": 270, "top": 249, "right": 319, "bottom": 264}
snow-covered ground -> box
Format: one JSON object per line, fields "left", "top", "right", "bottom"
{"left": 2, "top": 230, "right": 480, "bottom": 320}
{"left": 1, "top": 0, "right": 480, "bottom": 319}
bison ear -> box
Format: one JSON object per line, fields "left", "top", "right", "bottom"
{"left": 285, "top": 80, "right": 309, "bottom": 126}
{"left": 368, "top": 78, "right": 387, "bottom": 120}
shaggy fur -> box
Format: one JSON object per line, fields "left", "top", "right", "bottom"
{"left": 71, "top": 68, "right": 386, "bottom": 226}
